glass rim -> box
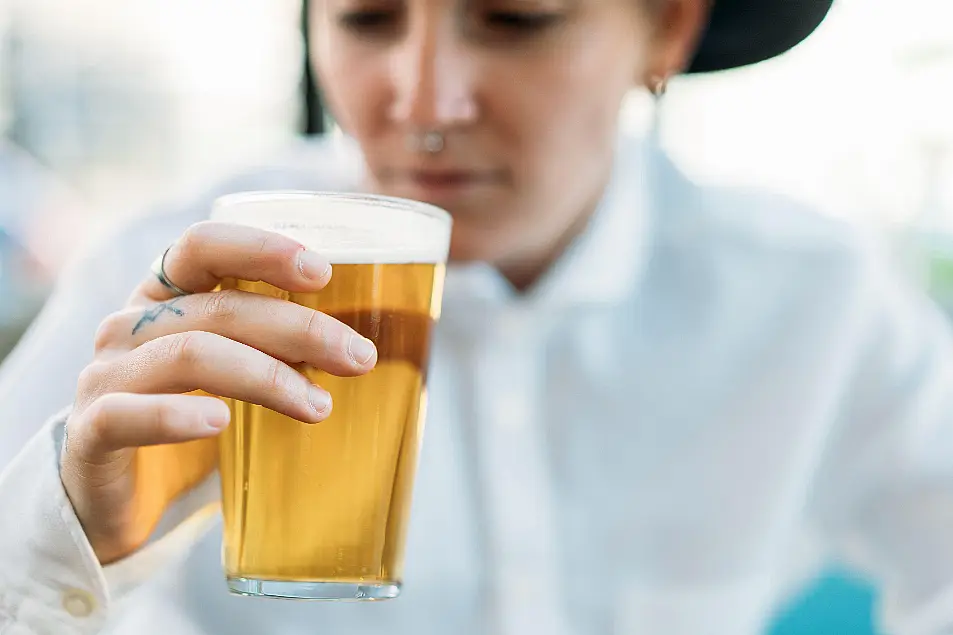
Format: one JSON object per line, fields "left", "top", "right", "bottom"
{"left": 212, "top": 190, "right": 452, "bottom": 227}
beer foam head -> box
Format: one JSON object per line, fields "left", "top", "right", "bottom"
{"left": 211, "top": 191, "right": 452, "bottom": 264}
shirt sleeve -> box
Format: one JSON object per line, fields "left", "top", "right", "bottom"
{"left": 0, "top": 409, "right": 109, "bottom": 634}
{"left": 810, "top": 253, "right": 953, "bottom": 635}
{"left": 0, "top": 410, "right": 221, "bottom": 635}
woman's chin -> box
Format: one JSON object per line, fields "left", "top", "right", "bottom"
{"left": 447, "top": 226, "right": 517, "bottom": 267}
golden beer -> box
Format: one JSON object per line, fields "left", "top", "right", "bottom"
{"left": 211, "top": 192, "right": 451, "bottom": 601}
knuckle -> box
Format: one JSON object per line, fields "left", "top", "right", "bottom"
{"left": 263, "top": 358, "right": 301, "bottom": 402}
{"left": 93, "top": 310, "right": 133, "bottom": 350}
{"left": 329, "top": 323, "right": 353, "bottom": 359}
{"left": 202, "top": 290, "right": 240, "bottom": 324}
{"left": 305, "top": 310, "right": 330, "bottom": 349}
{"left": 162, "top": 331, "right": 205, "bottom": 365}
{"left": 150, "top": 399, "right": 178, "bottom": 437}
{"left": 264, "top": 357, "right": 286, "bottom": 393}
{"left": 82, "top": 394, "right": 121, "bottom": 445}
{"left": 76, "top": 361, "right": 111, "bottom": 395}
{"left": 306, "top": 311, "right": 352, "bottom": 362}
{"left": 255, "top": 232, "right": 302, "bottom": 268}
{"left": 178, "top": 222, "right": 213, "bottom": 258}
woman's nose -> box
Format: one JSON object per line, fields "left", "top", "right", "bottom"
{"left": 387, "top": 25, "right": 478, "bottom": 130}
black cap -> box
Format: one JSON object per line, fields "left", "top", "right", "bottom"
{"left": 688, "top": 0, "right": 836, "bottom": 73}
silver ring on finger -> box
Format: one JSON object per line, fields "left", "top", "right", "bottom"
{"left": 150, "top": 245, "right": 193, "bottom": 297}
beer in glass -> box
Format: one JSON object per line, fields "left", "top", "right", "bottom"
{"left": 212, "top": 191, "right": 451, "bottom": 601}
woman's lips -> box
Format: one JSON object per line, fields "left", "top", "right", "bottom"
{"left": 378, "top": 166, "right": 506, "bottom": 202}
{"left": 407, "top": 170, "right": 489, "bottom": 191}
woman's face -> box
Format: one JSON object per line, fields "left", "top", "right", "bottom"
{"left": 311, "top": 0, "right": 695, "bottom": 278}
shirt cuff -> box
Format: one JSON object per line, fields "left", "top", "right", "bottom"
{"left": 0, "top": 409, "right": 109, "bottom": 634}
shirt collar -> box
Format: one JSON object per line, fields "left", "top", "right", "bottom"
{"left": 442, "top": 136, "right": 650, "bottom": 312}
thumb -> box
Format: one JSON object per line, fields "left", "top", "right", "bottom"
{"left": 67, "top": 393, "right": 230, "bottom": 462}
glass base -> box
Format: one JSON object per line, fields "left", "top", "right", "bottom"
{"left": 227, "top": 577, "right": 401, "bottom": 601}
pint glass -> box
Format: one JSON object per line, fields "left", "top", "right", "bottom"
{"left": 212, "top": 191, "right": 452, "bottom": 601}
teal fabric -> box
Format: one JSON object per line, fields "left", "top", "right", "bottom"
{"left": 768, "top": 571, "right": 878, "bottom": 635}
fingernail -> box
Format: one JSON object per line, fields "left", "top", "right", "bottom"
{"left": 206, "top": 414, "right": 230, "bottom": 431}
{"left": 309, "top": 386, "right": 333, "bottom": 419}
{"left": 298, "top": 250, "right": 332, "bottom": 280}
{"left": 203, "top": 402, "right": 231, "bottom": 430}
{"left": 348, "top": 334, "right": 377, "bottom": 366}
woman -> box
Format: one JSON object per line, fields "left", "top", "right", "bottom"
{"left": 3, "top": 1, "right": 953, "bottom": 633}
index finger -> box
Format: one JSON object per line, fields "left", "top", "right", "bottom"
{"left": 135, "top": 221, "right": 332, "bottom": 302}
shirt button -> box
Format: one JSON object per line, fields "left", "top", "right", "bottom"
{"left": 62, "top": 589, "right": 96, "bottom": 618}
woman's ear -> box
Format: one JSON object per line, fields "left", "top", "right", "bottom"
{"left": 641, "top": 0, "right": 711, "bottom": 88}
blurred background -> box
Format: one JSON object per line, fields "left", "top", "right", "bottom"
{"left": 0, "top": 0, "right": 951, "bottom": 631}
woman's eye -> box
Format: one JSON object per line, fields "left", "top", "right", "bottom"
{"left": 337, "top": 10, "right": 399, "bottom": 33}
{"left": 483, "top": 11, "right": 561, "bottom": 32}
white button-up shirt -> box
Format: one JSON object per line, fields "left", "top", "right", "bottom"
{"left": 3, "top": 134, "right": 953, "bottom": 635}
